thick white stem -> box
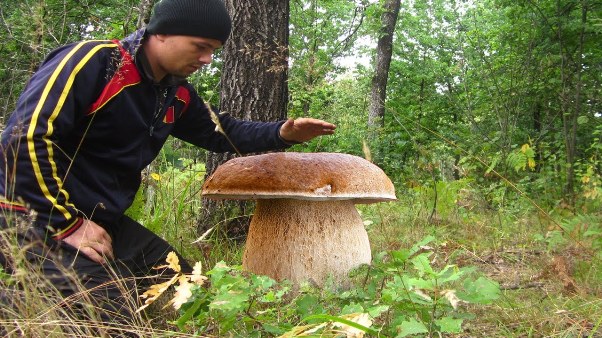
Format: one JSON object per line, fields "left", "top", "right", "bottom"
{"left": 242, "top": 199, "right": 371, "bottom": 285}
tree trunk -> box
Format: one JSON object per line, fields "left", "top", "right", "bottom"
{"left": 136, "top": 0, "right": 155, "bottom": 30}
{"left": 560, "top": 1, "right": 587, "bottom": 207}
{"left": 367, "top": 0, "right": 400, "bottom": 165}
{"left": 198, "top": 0, "right": 289, "bottom": 240}
{"left": 367, "top": 0, "right": 400, "bottom": 129}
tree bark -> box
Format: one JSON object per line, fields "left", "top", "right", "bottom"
{"left": 136, "top": 0, "right": 155, "bottom": 30}
{"left": 367, "top": 0, "right": 400, "bottom": 165}
{"left": 367, "top": 0, "right": 400, "bottom": 129}
{"left": 198, "top": 0, "right": 289, "bottom": 240}
{"left": 560, "top": 1, "right": 587, "bottom": 207}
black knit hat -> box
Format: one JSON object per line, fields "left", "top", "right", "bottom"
{"left": 146, "top": 0, "right": 232, "bottom": 44}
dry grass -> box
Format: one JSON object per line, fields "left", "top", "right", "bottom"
{"left": 0, "top": 224, "right": 173, "bottom": 337}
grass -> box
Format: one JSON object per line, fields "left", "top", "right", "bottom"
{"left": 357, "top": 191, "right": 602, "bottom": 337}
{"left": 0, "top": 230, "right": 149, "bottom": 337}
{"left": 1, "top": 161, "right": 601, "bottom": 336}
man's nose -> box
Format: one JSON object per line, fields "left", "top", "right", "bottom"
{"left": 199, "top": 52, "right": 213, "bottom": 64}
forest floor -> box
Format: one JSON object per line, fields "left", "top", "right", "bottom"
{"left": 460, "top": 246, "right": 600, "bottom": 336}
{"left": 363, "top": 201, "right": 602, "bottom": 337}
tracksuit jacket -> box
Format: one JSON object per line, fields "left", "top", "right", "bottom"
{"left": 0, "top": 29, "right": 289, "bottom": 239}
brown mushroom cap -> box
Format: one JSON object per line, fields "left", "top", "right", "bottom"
{"left": 202, "top": 152, "right": 396, "bottom": 203}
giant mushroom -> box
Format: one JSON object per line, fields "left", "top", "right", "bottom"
{"left": 201, "top": 152, "right": 396, "bottom": 285}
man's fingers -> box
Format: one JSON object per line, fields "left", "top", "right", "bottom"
{"left": 300, "top": 119, "right": 336, "bottom": 135}
{"left": 102, "top": 230, "right": 113, "bottom": 245}
{"left": 90, "top": 240, "right": 114, "bottom": 260}
{"left": 86, "top": 240, "right": 114, "bottom": 262}
{"left": 80, "top": 246, "right": 106, "bottom": 265}
{"left": 62, "top": 219, "right": 114, "bottom": 264}
{"left": 280, "top": 117, "right": 336, "bottom": 143}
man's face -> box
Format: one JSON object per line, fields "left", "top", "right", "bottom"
{"left": 153, "top": 35, "right": 222, "bottom": 78}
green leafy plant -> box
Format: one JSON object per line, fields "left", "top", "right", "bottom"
{"left": 141, "top": 236, "right": 500, "bottom": 337}
{"left": 535, "top": 213, "right": 602, "bottom": 255}
{"left": 126, "top": 151, "right": 206, "bottom": 260}
{"left": 344, "top": 236, "right": 501, "bottom": 337}
{"left": 507, "top": 144, "right": 536, "bottom": 173}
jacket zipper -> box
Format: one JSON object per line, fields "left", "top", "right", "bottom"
{"left": 150, "top": 86, "right": 168, "bottom": 136}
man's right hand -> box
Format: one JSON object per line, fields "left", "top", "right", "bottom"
{"left": 62, "top": 219, "right": 114, "bottom": 264}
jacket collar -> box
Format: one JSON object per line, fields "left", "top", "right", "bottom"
{"left": 120, "top": 29, "right": 187, "bottom": 87}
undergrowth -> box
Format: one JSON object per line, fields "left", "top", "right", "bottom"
{"left": 138, "top": 236, "right": 501, "bottom": 337}
{"left": 0, "top": 149, "right": 600, "bottom": 336}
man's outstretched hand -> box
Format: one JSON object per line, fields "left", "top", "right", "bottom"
{"left": 62, "top": 219, "right": 114, "bottom": 265}
{"left": 279, "top": 118, "right": 336, "bottom": 144}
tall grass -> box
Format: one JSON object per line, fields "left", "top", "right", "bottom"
{"left": 1, "top": 146, "right": 601, "bottom": 336}
{"left": 0, "top": 213, "right": 185, "bottom": 337}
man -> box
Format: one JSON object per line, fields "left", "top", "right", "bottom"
{"left": 0, "top": 0, "right": 335, "bottom": 326}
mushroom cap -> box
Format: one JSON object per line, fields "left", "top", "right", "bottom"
{"left": 202, "top": 152, "right": 396, "bottom": 203}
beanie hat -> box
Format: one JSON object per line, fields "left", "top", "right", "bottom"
{"left": 146, "top": 0, "right": 232, "bottom": 44}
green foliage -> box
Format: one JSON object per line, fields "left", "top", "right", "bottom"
{"left": 506, "top": 144, "right": 536, "bottom": 173}
{"left": 2, "top": 0, "right": 601, "bottom": 335}
{"left": 411, "top": 178, "right": 473, "bottom": 221}
{"left": 0, "top": 266, "right": 13, "bottom": 285}
{"left": 534, "top": 213, "right": 602, "bottom": 255}
{"left": 289, "top": 78, "right": 372, "bottom": 155}
{"left": 175, "top": 263, "right": 294, "bottom": 334}
{"left": 575, "top": 124, "right": 602, "bottom": 210}
{"left": 137, "top": 158, "right": 205, "bottom": 235}
{"left": 289, "top": 0, "right": 369, "bottom": 119}
{"left": 0, "top": 0, "right": 141, "bottom": 120}
{"left": 126, "top": 145, "right": 207, "bottom": 260}
{"left": 351, "top": 236, "right": 500, "bottom": 336}
{"left": 167, "top": 236, "right": 500, "bottom": 336}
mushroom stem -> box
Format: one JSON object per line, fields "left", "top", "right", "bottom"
{"left": 242, "top": 199, "right": 371, "bottom": 285}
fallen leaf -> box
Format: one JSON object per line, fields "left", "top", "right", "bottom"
{"left": 136, "top": 274, "right": 179, "bottom": 313}
{"left": 171, "top": 275, "right": 193, "bottom": 310}
{"left": 191, "top": 261, "right": 207, "bottom": 285}
{"left": 441, "top": 289, "right": 462, "bottom": 310}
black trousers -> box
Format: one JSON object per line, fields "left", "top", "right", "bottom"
{"left": 0, "top": 214, "right": 192, "bottom": 328}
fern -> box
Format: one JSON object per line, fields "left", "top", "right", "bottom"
{"left": 506, "top": 144, "right": 536, "bottom": 172}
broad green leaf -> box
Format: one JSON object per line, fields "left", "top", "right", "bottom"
{"left": 577, "top": 116, "right": 589, "bottom": 125}
{"left": 210, "top": 289, "right": 249, "bottom": 312}
{"left": 396, "top": 318, "right": 428, "bottom": 337}
{"left": 457, "top": 277, "right": 501, "bottom": 304}
{"left": 411, "top": 253, "right": 435, "bottom": 276}
{"left": 295, "top": 294, "right": 324, "bottom": 318}
{"left": 341, "top": 303, "right": 364, "bottom": 315}
{"left": 435, "top": 317, "right": 463, "bottom": 333}
{"left": 391, "top": 249, "right": 412, "bottom": 264}
{"left": 435, "top": 264, "right": 463, "bottom": 283}
{"left": 262, "top": 323, "right": 286, "bottom": 335}
{"left": 367, "top": 304, "right": 390, "bottom": 318}
{"left": 176, "top": 296, "right": 205, "bottom": 330}
{"left": 409, "top": 236, "right": 436, "bottom": 256}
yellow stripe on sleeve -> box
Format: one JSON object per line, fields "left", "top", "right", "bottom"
{"left": 26, "top": 41, "right": 117, "bottom": 219}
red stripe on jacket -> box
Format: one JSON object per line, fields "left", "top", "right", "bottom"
{"left": 87, "top": 40, "right": 141, "bottom": 115}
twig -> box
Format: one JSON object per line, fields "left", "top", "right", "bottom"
{"left": 500, "top": 282, "right": 544, "bottom": 290}
{"left": 204, "top": 100, "right": 242, "bottom": 156}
